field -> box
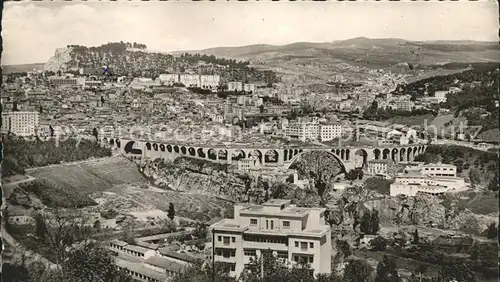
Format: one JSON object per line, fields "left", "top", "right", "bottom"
{"left": 99, "top": 185, "right": 234, "bottom": 222}
{"left": 28, "top": 156, "right": 146, "bottom": 193}
{"left": 386, "top": 113, "right": 435, "bottom": 127}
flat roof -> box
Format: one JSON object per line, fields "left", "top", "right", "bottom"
{"left": 262, "top": 199, "right": 291, "bottom": 207}
{"left": 144, "top": 256, "right": 186, "bottom": 273}
{"left": 110, "top": 239, "right": 129, "bottom": 247}
{"left": 158, "top": 248, "right": 198, "bottom": 263}
{"left": 114, "top": 258, "right": 167, "bottom": 281}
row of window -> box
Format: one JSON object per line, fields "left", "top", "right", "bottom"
{"left": 250, "top": 218, "right": 291, "bottom": 229}
{"left": 294, "top": 241, "right": 314, "bottom": 250}
{"left": 217, "top": 236, "right": 236, "bottom": 245}
{"left": 294, "top": 255, "right": 314, "bottom": 264}
{"left": 243, "top": 235, "right": 288, "bottom": 245}
{"left": 215, "top": 248, "right": 236, "bottom": 258}
{"left": 424, "top": 167, "right": 453, "bottom": 171}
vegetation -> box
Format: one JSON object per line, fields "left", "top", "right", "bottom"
{"left": 415, "top": 144, "right": 498, "bottom": 190}
{"left": 363, "top": 101, "right": 436, "bottom": 121}
{"left": 168, "top": 203, "right": 176, "bottom": 220}
{"left": 180, "top": 53, "right": 250, "bottom": 69}
{"left": 2, "top": 137, "right": 111, "bottom": 176}
{"left": 375, "top": 255, "right": 401, "bottom": 282}
{"left": 363, "top": 177, "right": 394, "bottom": 195}
{"left": 18, "top": 180, "right": 97, "bottom": 208}
{"left": 360, "top": 209, "right": 380, "bottom": 235}
{"left": 343, "top": 259, "right": 373, "bottom": 282}
{"left": 370, "top": 236, "right": 388, "bottom": 251}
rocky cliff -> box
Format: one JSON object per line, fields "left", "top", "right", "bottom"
{"left": 140, "top": 157, "right": 322, "bottom": 206}
{"left": 44, "top": 47, "right": 75, "bottom": 72}
{"left": 331, "top": 186, "right": 498, "bottom": 235}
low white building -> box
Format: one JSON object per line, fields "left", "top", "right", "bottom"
{"left": 390, "top": 170, "right": 466, "bottom": 197}
{"left": 367, "top": 159, "right": 395, "bottom": 178}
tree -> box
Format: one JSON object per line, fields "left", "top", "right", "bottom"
{"left": 62, "top": 241, "right": 133, "bottom": 282}
{"left": 92, "top": 127, "right": 99, "bottom": 141}
{"left": 168, "top": 203, "right": 176, "bottom": 220}
{"left": 375, "top": 255, "right": 401, "bottom": 282}
{"left": 335, "top": 240, "right": 352, "bottom": 261}
{"left": 436, "top": 259, "right": 475, "bottom": 282}
{"left": 171, "top": 260, "right": 234, "bottom": 282}
{"left": 468, "top": 169, "right": 481, "bottom": 186}
{"left": 412, "top": 229, "right": 420, "bottom": 244}
{"left": 483, "top": 223, "right": 497, "bottom": 239}
{"left": 370, "top": 236, "right": 388, "bottom": 251}
{"left": 344, "top": 259, "right": 372, "bottom": 282}
{"left": 360, "top": 209, "right": 380, "bottom": 235}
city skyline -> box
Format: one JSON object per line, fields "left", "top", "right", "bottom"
{"left": 2, "top": 1, "right": 498, "bottom": 65}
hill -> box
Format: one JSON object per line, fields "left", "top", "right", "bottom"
{"left": 2, "top": 63, "right": 45, "bottom": 74}
{"left": 43, "top": 42, "right": 279, "bottom": 83}
{"left": 28, "top": 156, "right": 147, "bottom": 193}
{"left": 177, "top": 38, "right": 500, "bottom": 68}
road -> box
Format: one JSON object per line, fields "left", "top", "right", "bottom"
{"left": 432, "top": 139, "right": 498, "bottom": 152}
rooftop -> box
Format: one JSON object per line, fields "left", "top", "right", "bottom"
{"left": 144, "top": 256, "right": 187, "bottom": 273}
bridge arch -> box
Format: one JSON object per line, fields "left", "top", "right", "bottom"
{"left": 231, "top": 149, "right": 245, "bottom": 161}
{"left": 167, "top": 145, "right": 172, "bottom": 153}
{"left": 188, "top": 147, "right": 196, "bottom": 156}
{"left": 407, "top": 147, "right": 413, "bottom": 161}
{"left": 248, "top": 150, "right": 263, "bottom": 163}
{"left": 218, "top": 149, "right": 228, "bottom": 160}
{"left": 180, "top": 146, "right": 187, "bottom": 155}
{"left": 146, "top": 142, "right": 152, "bottom": 150}
{"left": 109, "top": 139, "right": 115, "bottom": 146}
{"left": 173, "top": 146, "right": 179, "bottom": 153}
{"left": 115, "top": 139, "right": 121, "bottom": 148}
{"left": 103, "top": 137, "right": 108, "bottom": 144}
{"left": 160, "top": 144, "right": 165, "bottom": 152}
{"left": 345, "top": 149, "right": 350, "bottom": 161}
{"left": 207, "top": 149, "right": 217, "bottom": 160}
{"left": 153, "top": 143, "right": 159, "bottom": 151}
{"left": 264, "top": 149, "right": 279, "bottom": 163}
{"left": 399, "top": 148, "right": 406, "bottom": 162}
{"left": 413, "top": 147, "right": 418, "bottom": 158}
{"left": 373, "top": 149, "right": 381, "bottom": 160}
{"left": 382, "top": 148, "right": 390, "bottom": 159}
{"left": 354, "top": 149, "right": 368, "bottom": 168}
{"left": 197, "top": 148, "right": 206, "bottom": 158}
{"left": 287, "top": 149, "right": 347, "bottom": 173}
{"left": 391, "top": 148, "right": 398, "bottom": 162}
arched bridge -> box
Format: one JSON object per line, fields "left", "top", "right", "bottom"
{"left": 101, "top": 137, "right": 427, "bottom": 172}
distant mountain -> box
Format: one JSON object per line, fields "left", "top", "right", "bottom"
{"left": 2, "top": 63, "right": 45, "bottom": 74}
{"left": 175, "top": 37, "right": 500, "bottom": 67}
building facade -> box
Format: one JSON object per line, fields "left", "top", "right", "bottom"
{"left": 367, "top": 159, "right": 395, "bottom": 178}
{"left": 210, "top": 199, "right": 331, "bottom": 278}
{"left": 421, "top": 163, "right": 457, "bottom": 177}
{"left": 1, "top": 111, "right": 39, "bottom": 136}
{"left": 284, "top": 118, "right": 320, "bottom": 142}
{"left": 320, "top": 123, "right": 342, "bottom": 142}
{"left": 228, "top": 82, "right": 244, "bottom": 92}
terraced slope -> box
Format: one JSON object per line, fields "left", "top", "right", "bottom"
{"left": 28, "top": 156, "right": 146, "bottom": 193}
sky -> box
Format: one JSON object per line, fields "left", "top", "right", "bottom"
{"left": 2, "top": 1, "right": 498, "bottom": 65}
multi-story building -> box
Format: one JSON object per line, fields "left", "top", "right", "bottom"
{"left": 49, "top": 76, "right": 79, "bottom": 87}
{"left": 393, "top": 100, "right": 413, "bottom": 112}
{"left": 210, "top": 199, "right": 331, "bottom": 278}
{"left": 200, "top": 75, "right": 220, "bottom": 89}
{"left": 179, "top": 74, "right": 200, "bottom": 87}
{"left": 421, "top": 163, "right": 457, "bottom": 177}
{"left": 390, "top": 163, "right": 465, "bottom": 196}
{"left": 434, "top": 91, "right": 448, "bottom": 104}
{"left": 243, "top": 83, "right": 256, "bottom": 93}
{"left": 159, "top": 74, "right": 180, "bottom": 85}
{"left": 285, "top": 117, "right": 320, "bottom": 142}
{"left": 320, "top": 123, "right": 342, "bottom": 142}
{"left": 228, "top": 82, "right": 244, "bottom": 92}
{"left": 1, "top": 111, "right": 39, "bottom": 136}
{"left": 237, "top": 156, "right": 262, "bottom": 171}
{"left": 367, "top": 159, "right": 395, "bottom": 178}
{"left": 178, "top": 74, "right": 220, "bottom": 89}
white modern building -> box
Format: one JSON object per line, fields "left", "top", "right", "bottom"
{"left": 228, "top": 82, "right": 244, "bottom": 92}
{"left": 210, "top": 199, "right": 331, "bottom": 278}
{"left": 320, "top": 123, "right": 342, "bottom": 142}
{"left": 1, "top": 111, "right": 39, "bottom": 137}
{"left": 434, "top": 91, "right": 448, "bottom": 103}
{"left": 421, "top": 163, "right": 457, "bottom": 177}
{"left": 284, "top": 117, "right": 320, "bottom": 142}
{"left": 367, "top": 159, "right": 395, "bottom": 178}
{"left": 390, "top": 163, "right": 465, "bottom": 196}
{"left": 159, "top": 74, "right": 180, "bottom": 85}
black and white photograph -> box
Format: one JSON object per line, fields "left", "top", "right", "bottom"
{"left": 1, "top": 1, "right": 499, "bottom": 282}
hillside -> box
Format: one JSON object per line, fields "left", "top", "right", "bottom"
{"left": 28, "top": 156, "right": 146, "bottom": 193}
{"left": 43, "top": 42, "right": 279, "bottom": 83}
{"left": 178, "top": 38, "right": 500, "bottom": 68}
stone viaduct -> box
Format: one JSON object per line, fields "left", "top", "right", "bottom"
{"left": 101, "top": 137, "right": 427, "bottom": 172}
